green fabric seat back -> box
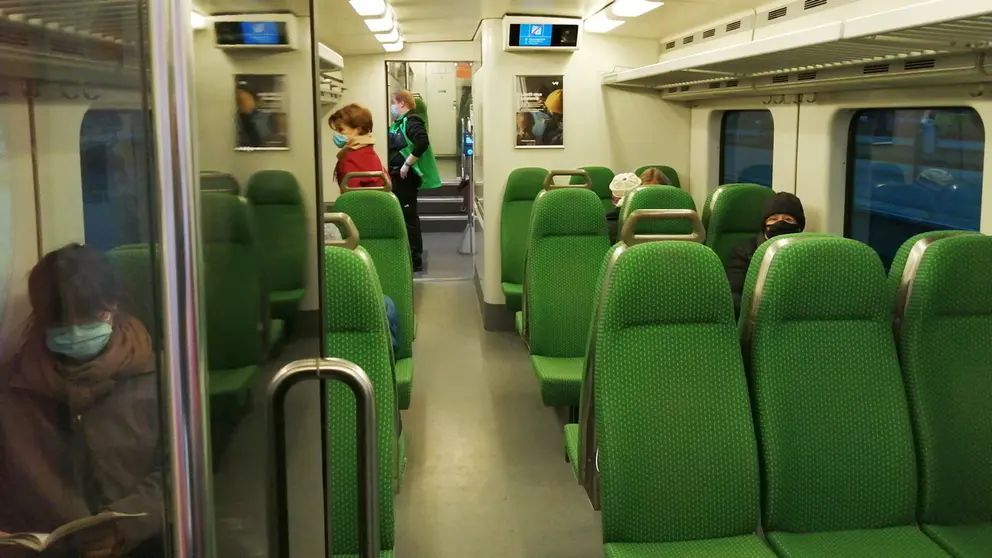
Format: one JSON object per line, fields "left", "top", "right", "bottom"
{"left": 897, "top": 234, "right": 992, "bottom": 526}
{"left": 500, "top": 167, "right": 548, "bottom": 308}
{"left": 746, "top": 236, "right": 917, "bottom": 534}
{"left": 569, "top": 166, "right": 615, "bottom": 210}
{"left": 201, "top": 171, "right": 240, "bottom": 194}
{"left": 106, "top": 244, "right": 160, "bottom": 343}
{"left": 335, "top": 191, "right": 414, "bottom": 360}
{"left": 199, "top": 192, "right": 266, "bottom": 370}
{"left": 619, "top": 186, "right": 697, "bottom": 236}
{"left": 886, "top": 231, "right": 970, "bottom": 306}
{"left": 634, "top": 165, "right": 680, "bottom": 188}
{"left": 596, "top": 241, "right": 760, "bottom": 543}
{"left": 702, "top": 183, "right": 765, "bottom": 230}
{"left": 322, "top": 244, "right": 395, "bottom": 554}
{"left": 245, "top": 171, "right": 308, "bottom": 298}
{"left": 527, "top": 188, "right": 609, "bottom": 358}
{"left": 705, "top": 184, "right": 776, "bottom": 267}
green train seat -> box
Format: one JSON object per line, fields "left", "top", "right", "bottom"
{"left": 576, "top": 210, "right": 708, "bottom": 508}
{"left": 634, "top": 164, "right": 680, "bottom": 188}
{"left": 526, "top": 185, "right": 609, "bottom": 408}
{"left": 596, "top": 239, "right": 773, "bottom": 558}
{"left": 199, "top": 192, "right": 269, "bottom": 440}
{"left": 500, "top": 167, "right": 548, "bottom": 313}
{"left": 893, "top": 233, "right": 992, "bottom": 558}
{"left": 569, "top": 166, "right": 615, "bottom": 211}
{"left": 322, "top": 213, "right": 397, "bottom": 557}
{"left": 886, "top": 231, "right": 978, "bottom": 304}
{"left": 201, "top": 171, "right": 240, "bottom": 194}
{"left": 742, "top": 235, "right": 948, "bottom": 558}
{"left": 618, "top": 185, "right": 697, "bottom": 236}
{"left": 335, "top": 179, "right": 416, "bottom": 410}
{"left": 106, "top": 244, "right": 159, "bottom": 343}
{"left": 704, "top": 184, "right": 776, "bottom": 267}
{"left": 245, "top": 170, "right": 308, "bottom": 323}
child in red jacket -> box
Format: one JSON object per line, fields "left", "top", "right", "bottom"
{"left": 330, "top": 103, "right": 390, "bottom": 190}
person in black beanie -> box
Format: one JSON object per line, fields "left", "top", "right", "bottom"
{"left": 725, "top": 191, "right": 806, "bottom": 317}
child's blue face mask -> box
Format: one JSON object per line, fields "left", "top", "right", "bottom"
{"left": 46, "top": 322, "right": 113, "bottom": 360}
{"left": 333, "top": 133, "right": 348, "bottom": 148}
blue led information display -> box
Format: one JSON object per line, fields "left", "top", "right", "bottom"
{"left": 518, "top": 24, "right": 552, "bottom": 47}
{"left": 241, "top": 21, "right": 280, "bottom": 45}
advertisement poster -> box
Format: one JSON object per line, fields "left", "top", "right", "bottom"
{"left": 514, "top": 75, "right": 564, "bottom": 149}
{"left": 234, "top": 74, "right": 288, "bottom": 150}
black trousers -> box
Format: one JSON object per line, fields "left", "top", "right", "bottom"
{"left": 391, "top": 170, "right": 423, "bottom": 267}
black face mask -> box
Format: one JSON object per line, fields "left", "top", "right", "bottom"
{"left": 765, "top": 220, "right": 801, "bottom": 239}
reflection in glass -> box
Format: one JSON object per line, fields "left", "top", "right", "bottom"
{"left": 846, "top": 107, "right": 984, "bottom": 268}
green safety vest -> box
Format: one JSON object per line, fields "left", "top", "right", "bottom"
{"left": 390, "top": 114, "right": 442, "bottom": 190}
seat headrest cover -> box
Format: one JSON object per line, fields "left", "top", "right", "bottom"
{"left": 530, "top": 188, "right": 606, "bottom": 237}
{"left": 504, "top": 167, "right": 549, "bottom": 202}
{"left": 909, "top": 234, "right": 992, "bottom": 317}
{"left": 711, "top": 184, "right": 776, "bottom": 232}
{"left": 200, "top": 192, "right": 254, "bottom": 245}
{"left": 245, "top": 170, "right": 304, "bottom": 205}
{"left": 335, "top": 191, "right": 406, "bottom": 239}
{"left": 755, "top": 236, "right": 887, "bottom": 323}
{"left": 603, "top": 242, "right": 733, "bottom": 329}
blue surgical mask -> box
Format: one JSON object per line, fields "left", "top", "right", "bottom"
{"left": 333, "top": 133, "right": 348, "bottom": 148}
{"left": 46, "top": 322, "right": 113, "bottom": 360}
{"left": 390, "top": 105, "right": 400, "bottom": 119}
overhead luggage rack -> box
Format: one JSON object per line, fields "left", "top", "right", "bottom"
{"left": 603, "top": 0, "right": 992, "bottom": 98}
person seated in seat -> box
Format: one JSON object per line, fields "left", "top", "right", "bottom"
{"left": 605, "top": 169, "right": 671, "bottom": 243}
{"left": 726, "top": 192, "right": 806, "bottom": 318}
{"left": 0, "top": 243, "right": 164, "bottom": 558}
{"left": 638, "top": 167, "right": 671, "bottom": 187}
{"left": 329, "top": 103, "right": 390, "bottom": 190}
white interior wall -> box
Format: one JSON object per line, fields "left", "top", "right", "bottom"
{"left": 327, "top": 41, "right": 479, "bottom": 202}
{"left": 477, "top": 19, "right": 691, "bottom": 305}
{"left": 193, "top": 20, "right": 322, "bottom": 311}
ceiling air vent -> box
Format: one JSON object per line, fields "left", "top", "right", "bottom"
{"left": 804, "top": 0, "right": 828, "bottom": 9}
{"left": 679, "top": 85, "right": 691, "bottom": 92}
{"left": 726, "top": 20, "right": 742, "bottom": 32}
{"left": 772, "top": 74, "right": 790, "bottom": 84}
{"left": 665, "top": 41, "right": 676, "bottom": 50}
{"left": 797, "top": 71, "right": 818, "bottom": 81}
{"left": 768, "top": 7, "right": 788, "bottom": 20}
{"left": 727, "top": 80, "right": 740, "bottom": 87}
{"left": 667, "top": 87, "right": 678, "bottom": 93}
{"left": 709, "top": 82, "right": 722, "bottom": 89}
{"left": 863, "top": 63, "right": 890, "bottom": 75}
{"left": 702, "top": 28, "right": 716, "bottom": 39}
{"left": 683, "top": 35, "right": 694, "bottom": 45}
{"left": 904, "top": 58, "right": 936, "bottom": 71}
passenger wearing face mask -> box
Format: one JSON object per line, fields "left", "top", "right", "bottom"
{"left": 0, "top": 243, "right": 163, "bottom": 558}
{"left": 725, "top": 192, "right": 806, "bottom": 318}
{"left": 330, "top": 103, "right": 389, "bottom": 190}
{"left": 388, "top": 90, "right": 441, "bottom": 273}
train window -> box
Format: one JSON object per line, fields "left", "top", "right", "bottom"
{"left": 720, "top": 110, "right": 774, "bottom": 187}
{"left": 846, "top": 107, "right": 984, "bottom": 268}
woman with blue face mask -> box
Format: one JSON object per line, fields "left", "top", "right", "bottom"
{"left": 0, "top": 243, "right": 163, "bottom": 558}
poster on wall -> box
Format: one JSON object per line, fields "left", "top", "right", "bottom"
{"left": 514, "top": 75, "right": 564, "bottom": 149}
{"left": 234, "top": 74, "right": 289, "bottom": 150}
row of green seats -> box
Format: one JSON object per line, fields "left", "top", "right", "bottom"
{"left": 322, "top": 213, "right": 402, "bottom": 558}
{"left": 332, "top": 176, "right": 416, "bottom": 410}
{"left": 570, "top": 225, "right": 990, "bottom": 557}
{"left": 108, "top": 169, "right": 308, "bottom": 449}
{"left": 500, "top": 164, "right": 682, "bottom": 315}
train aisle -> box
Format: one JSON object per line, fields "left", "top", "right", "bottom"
{"left": 395, "top": 281, "right": 601, "bottom": 556}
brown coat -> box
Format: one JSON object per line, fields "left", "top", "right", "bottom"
{"left": 0, "top": 316, "right": 164, "bottom": 557}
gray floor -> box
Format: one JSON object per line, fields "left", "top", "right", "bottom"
{"left": 419, "top": 232, "right": 475, "bottom": 280}
{"left": 212, "top": 280, "right": 602, "bottom": 557}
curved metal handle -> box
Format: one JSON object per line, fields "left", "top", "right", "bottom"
{"left": 341, "top": 171, "right": 392, "bottom": 193}
{"left": 620, "top": 209, "right": 706, "bottom": 246}
{"left": 324, "top": 212, "right": 360, "bottom": 249}
{"left": 543, "top": 169, "right": 593, "bottom": 190}
{"left": 266, "top": 358, "right": 382, "bottom": 558}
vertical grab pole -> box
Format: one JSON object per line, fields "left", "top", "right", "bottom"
{"left": 267, "top": 358, "right": 381, "bottom": 558}
{"left": 147, "top": 0, "right": 215, "bottom": 555}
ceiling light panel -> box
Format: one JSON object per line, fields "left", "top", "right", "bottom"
{"left": 376, "top": 27, "right": 400, "bottom": 43}
{"left": 349, "top": 0, "right": 387, "bottom": 18}
{"left": 586, "top": 11, "right": 624, "bottom": 33}
{"left": 383, "top": 39, "right": 404, "bottom": 52}
{"left": 611, "top": 0, "right": 664, "bottom": 18}
{"left": 365, "top": 8, "right": 394, "bottom": 32}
